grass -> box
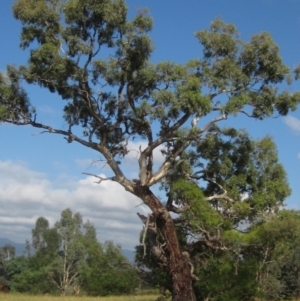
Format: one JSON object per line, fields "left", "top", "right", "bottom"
{"left": 0, "top": 293, "right": 158, "bottom": 301}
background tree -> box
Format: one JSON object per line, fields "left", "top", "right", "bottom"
{"left": 11, "top": 217, "right": 59, "bottom": 294}
{"left": 193, "top": 252, "right": 257, "bottom": 301}
{"left": 0, "top": 245, "right": 15, "bottom": 262}
{"left": 1, "top": 1, "right": 300, "bottom": 299}
{"left": 10, "top": 209, "right": 138, "bottom": 296}
{"left": 4, "top": 256, "right": 29, "bottom": 283}
{"left": 45, "top": 208, "right": 96, "bottom": 296}
{"left": 12, "top": 209, "right": 97, "bottom": 295}
{"left": 32, "top": 216, "right": 49, "bottom": 251}
{"left": 81, "top": 240, "right": 139, "bottom": 296}
{"left": 250, "top": 210, "right": 300, "bottom": 300}
{"left": 0, "top": 244, "right": 16, "bottom": 284}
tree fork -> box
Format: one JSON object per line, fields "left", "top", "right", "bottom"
{"left": 136, "top": 186, "right": 196, "bottom": 301}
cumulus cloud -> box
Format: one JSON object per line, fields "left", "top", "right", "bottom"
{"left": 0, "top": 160, "right": 151, "bottom": 250}
{"left": 283, "top": 115, "right": 300, "bottom": 132}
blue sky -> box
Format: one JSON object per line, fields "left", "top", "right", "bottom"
{"left": 1, "top": 0, "right": 300, "bottom": 250}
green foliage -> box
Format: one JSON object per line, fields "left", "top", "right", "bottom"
{"left": 1, "top": 7, "right": 298, "bottom": 136}
{"left": 194, "top": 19, "right": 297, "bottom": 119}
{"left": 44, "top": 208, "right": 96, "bottom": 295}
{"left": 81, "top": 241, "right": 139, "bottom": 296}
{"left": 5, "top": 256, "right": 29, "bottom": 282}
{"left": 171, "top": 179, "right": 221, "bottom": 229}
{"left": 193, "top": 127, "right": 290, "bottom": 222}
{"left": 0, "top": 244, "right": 15, "bottom": 263}
{"left": 0, "top": 244, "right": 16, "bottom": 285}
{"left": 160, "top": 126, "right": 291, "bottom": 251}
{"left": 32, "top": 217, "right": 49, "bottom": 251}
{"left": 9, "top": 209, "right": 138, "bottom": 296}
{"left": 247, "top": 210, "right": 300, "bottom": 300}
{"left": 138, "top": 127, "right": 291, "bottom": 300}
{"left": 12, "top": 267, "right": 57, "bottom": 294}
{"left": 135, "top": 244, "right": 172, "bottom": 294}
{"left": 194, "top": 253, "right": 258, "bottom": 301}
{"left": 0, "top": 70, "right": 34, "bottom": 122}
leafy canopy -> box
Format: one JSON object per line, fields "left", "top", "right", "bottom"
{"left": 1, "top": 2, "right": 299, "bottom": 172}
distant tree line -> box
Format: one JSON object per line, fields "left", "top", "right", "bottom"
{"left": 0, "top": 208, "right": 140, "bottom": 296}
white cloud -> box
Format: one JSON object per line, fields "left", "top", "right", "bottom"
{"left": 0, "top": 160, "right": 151, "bottom": 250}
{"left": 283, "top": 115, "right": 300, "bottom": 132}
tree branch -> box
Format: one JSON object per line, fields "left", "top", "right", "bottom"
{"left": 199, "top": 113, "right": 227, "bottom": 133}
{"left": 137, "top": 212, "right": 168, "bottom": 266}
{"left": 4, "top": 116, "right": 135, "bottom": 193}
{"left": 168, "top": 204, "right": 190, "bottom": 214}
{"left": 138, "top": 113, "right": 191, "bottom": 185}
{"left": 82, "top": 173, "right": 116, "bottom": 184}
{"left": 204, "top": 174, "right": 235, "bottom": 203}
{"left": 148, "top": 137, "right": 192, "bottom": 186}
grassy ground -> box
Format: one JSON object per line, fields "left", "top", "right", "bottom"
{"left": 0, "top": 294, "right": 158, "bottom": 301}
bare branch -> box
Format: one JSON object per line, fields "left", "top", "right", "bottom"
{"left": 142, "top": 112, "right": 190, "bottom": 158}
{"left": 82, "top": 172, "right": 116, "bottom": 184}
{"left": 199, "top": 113, "right": 227, "bottom": 133}
{"left": 146, "top": 114, "right": 227, "bottom": 186}
{"left": 240, "top": 110, "right": 255, "bottom": 118}
{"left": 204, "top": 174, "right": 235, "bottom": 203}
{"left": 142, "top": 214, "right": 150, "bottom": 258}
{"left": 205, "top": 193, "right": 235, "bottom": 203}
{"left": 166, "top": 204, "right": 190, "bottom": 214}
{"left": 148, "top": 139, "right": 190, "bottom": 186}
{"left": 137, "top": 212, "right": 168, "bottom": 266}
{"left": 138, "top": 113, "right": 191, "bottom": 185}
{"left": 5, "top": 116, "right": 135, "bottom": 193}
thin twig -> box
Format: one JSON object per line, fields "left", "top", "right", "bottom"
{"left": 82, "top": 172, "right": 115, "bottom": 184}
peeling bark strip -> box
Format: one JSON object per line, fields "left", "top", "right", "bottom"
{"left": 136, "top": 186, "right": 196, "bottom": 301}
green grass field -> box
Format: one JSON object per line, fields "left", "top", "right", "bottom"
{"left": 0, "top": 294, "right": 158, "bottom": 301}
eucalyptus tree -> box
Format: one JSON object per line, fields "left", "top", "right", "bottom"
{"left": 0, "top": 0, "right": 299, "bottom": 299}
{"left": 47, "top": 208, "right": 92, "bottom": 296}
{"left": 11, "top": 210, "right": 98, "bottom": 295}
{"left": 32, "top": 217, "right": 50, "bottom": 251}
{"left": 0, "top": 244, "right": 16, "bottom": 280}
{"left": 0, "top": 245, "right": 15, "bottom": 263}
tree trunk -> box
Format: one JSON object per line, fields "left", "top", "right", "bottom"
{"left": 61, "top": 287, "right": 66, "bottom": 296}
{"left": 136, "top": 186, "right": 197, "bottom": 301}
